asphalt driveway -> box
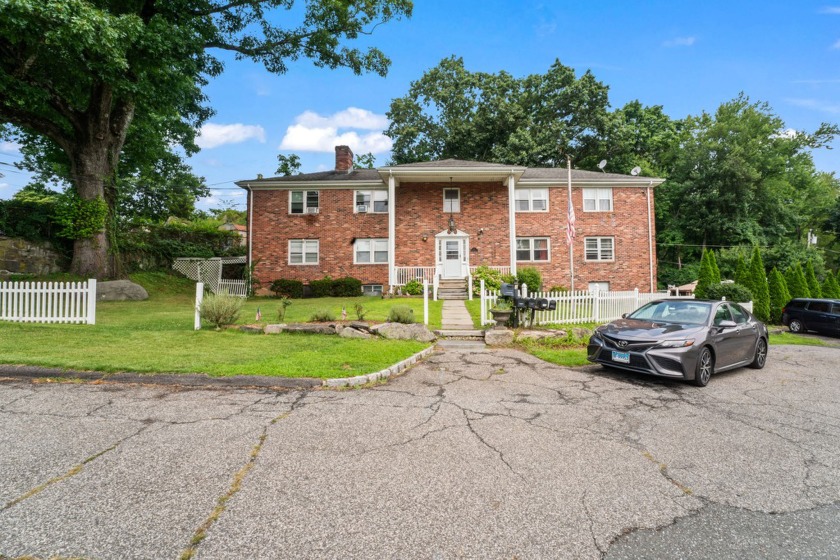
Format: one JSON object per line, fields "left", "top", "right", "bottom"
{"left": 1, "top": 342, "right": 839, "bottom": 559}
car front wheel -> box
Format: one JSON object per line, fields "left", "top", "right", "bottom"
{"left": 789, "top": 319, "right": 804, "bottom": 333}
{"left": 750, "top": 338, "right": 767, "bottom": 369}
{"left": 693, "top": 347, "right": 713, "bottom": 387}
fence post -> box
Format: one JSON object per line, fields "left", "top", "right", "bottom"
{"left": 468, "top": 274, "right": 473, "bottom": 301}
{"left": 87, "top": 279, "right": 97, "bottom": 325}
{"left": 634, "top": 287, "right": 639, "bottom": 308}
{"left": 480, "top": 279, "right": 485, "bottom": 326}
{"left": 195, "top": 282, "right": 204, "bottom": 330}
{"left": 593, "top": 289, "right": 600, "bottom": 323}
{"left": 423, "top": 279, "right": 429, "bottom": 326}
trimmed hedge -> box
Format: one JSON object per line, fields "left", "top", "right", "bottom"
{"left": 307, "top": 276, "right": 363, "bottom": 298}
{"left": 705, "top": 283, "right": 753, "bottom": 304}
{"left": 270, "top": 279, "right": 304, "bottom": 299}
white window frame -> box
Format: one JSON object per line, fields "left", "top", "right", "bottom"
{"left": 362, "top": 284, "right": 384, "bottom": 296}
{"left": 514, "top": 188, "right": 549, "bottom": 212}
{"left": 515, "top": 237, "right": 550, "bottom": 262}
{"left": 354, "top": 190, "right": 388, "bottom": 213}
{"left": 584, "top": 237, "right": 614, "bottom": 262}
{"left": 583, "top": 188, "right": 613, "bottom": 212}
{"left": 289, "top": 190, "right": 320, "bottom": 214}
{"left": 288, "top": 239, "right": 319, "bottom": 265}
{"left": 354, "top": 238, "right": 388, "bottom": 264}
{"left": 443, "top": 187, "right": 461, "bottom": 213}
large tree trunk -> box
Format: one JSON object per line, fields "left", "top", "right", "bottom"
{"left": 68, "top": 145, "right": 114, "bottom": 279}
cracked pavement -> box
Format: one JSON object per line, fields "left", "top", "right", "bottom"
{"left": 0, "top": 343, "right": 839, "bottom": 559}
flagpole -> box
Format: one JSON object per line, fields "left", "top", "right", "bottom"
{"left": 567, "top": 154, "right": 575, "bottom": 293}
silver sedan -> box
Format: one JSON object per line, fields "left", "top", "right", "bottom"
{"left": 587, "top": 299, "right": 769, "bottom": 386}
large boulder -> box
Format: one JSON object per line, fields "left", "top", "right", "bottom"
{"left": 97, "top": 280, "right": 149, "bottom": 301}
{"left": 279, "top": 323, "right": 336, "bottom": 335}
{"left": 339, "top": 327, "right": 372, "bottom": 339}
{"left": 485, "top": 328, "right": 514, "bottom": 346}
{"left": 372, "top": 322, "right": 436, "bottom": 342}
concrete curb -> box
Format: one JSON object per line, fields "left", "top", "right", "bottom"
{"left": 322, "top": 345, "right": 437, "bottom": 388}
{"left": 0, "top": 344, "right": 439, "bottom": 390}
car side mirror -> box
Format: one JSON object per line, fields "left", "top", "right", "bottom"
{"left": 717, "top": 320, "right": 737, "bottom": 329}
{"left": 621, "top": 313, "right": 628, "bottom": 319}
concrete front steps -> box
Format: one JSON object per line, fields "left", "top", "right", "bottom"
{"left": 437, "top": 278, "right": 468, "bottom": 300}
{"left": 437, "top": 300, "right": 484, "bottom": 341}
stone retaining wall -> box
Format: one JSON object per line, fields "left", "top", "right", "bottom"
{"left": 0, "top": 236, "right": 65, "bottom": 276}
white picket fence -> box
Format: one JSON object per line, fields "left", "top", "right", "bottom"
{"left": 480, "top": 285, "right": 683, "bottom": 326}
{"left": 0, "top": 280, "right": 97, "bottom": 324}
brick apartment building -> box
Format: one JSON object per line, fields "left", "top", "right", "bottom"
{"left": 236, "top": 146, "right": 663, "bottom": 295}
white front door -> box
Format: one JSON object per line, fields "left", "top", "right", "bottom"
{"left": 443, "top": 239, "right": 462, "bottom": 278}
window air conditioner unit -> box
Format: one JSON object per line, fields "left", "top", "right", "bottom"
{"left": 356, "top": 205, "right": 369, "bottom": 213}
{"left": 305, "top": 207, "right": 319, "bottom": 214}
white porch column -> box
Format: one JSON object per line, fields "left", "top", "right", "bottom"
{"left": 388, "top": 173, "right": 396, "bottom": 287}
{"left": 508, "top": 173, "right": 517, "bottom": 275}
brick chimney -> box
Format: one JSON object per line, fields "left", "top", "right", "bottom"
{"left": 335, "top": 145, "right": 353, "bottom": 173}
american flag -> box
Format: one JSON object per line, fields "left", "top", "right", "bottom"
{"left": 566, "top": 197, "right": 576, "bottom": 245}
{"left": 256, "top": 306, "right": 262, "bottom": 321}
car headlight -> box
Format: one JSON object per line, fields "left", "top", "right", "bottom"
{"left": 657, "top": 339, "right": 695, "bottom": 348}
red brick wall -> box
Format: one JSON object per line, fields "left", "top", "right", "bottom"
{"left": 248, "top": 183, "right": 657, "bottom": 291}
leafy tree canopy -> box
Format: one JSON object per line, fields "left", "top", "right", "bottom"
{"left": 0, "top": 0, "right": 412, "bottom": 277}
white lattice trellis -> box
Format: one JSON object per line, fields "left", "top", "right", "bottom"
{"left": 173, "top": 257, "right": 247, "bottom": 297}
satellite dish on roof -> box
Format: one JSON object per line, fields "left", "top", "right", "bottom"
{"left": 597, "top": 159, "right": 607, "bottom": 172}
{"left": 630, "top": 166, "right": 641, "bottom": 176}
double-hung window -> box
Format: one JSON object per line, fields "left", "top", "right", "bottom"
{"left": 355, "top": 190, "right": 388, "bottom": 213}
{"left": 515, "top": 237, "right": 550, "bottom": 262}
{"left": 354, "top": 238, "right": 388, "bottom": 264}
{"left": 583, "top": 188, "right": 613, "bottom": 212}
{"left": 514, "top": 188, "right": 548, "bottom": 212}
{"left": 289, "top": 239, "right": 319, "bottom": 265}
{"left": 443, "top": 188, "right": 460, "bottom": 213}
{"left": 290, "top": 190, "right": 319, "bottom": 214}
{"left": 584, "top": 237, "right": 614, "bottom": 261}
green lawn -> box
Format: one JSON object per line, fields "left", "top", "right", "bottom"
{"left": 0, "top": 272, "right": 434, "bottom": 379}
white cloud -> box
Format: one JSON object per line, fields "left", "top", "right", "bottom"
{"left": 770, "top": 128, "right": 799, "bottom": 139}
{"left": 196, "top": 123, "right": 266, "bottom": 149}
{"left": 786, "top": 97, "right": 840, "bottom": 114}
{"left": 663, "top": 36, "right": 696, "bottom": 48}
{"left": 279, "top": 108, "right": 392, "bottom": 153}
{"left": 0, "top": 141, "right": 21, "bottom": 154}
{"left": 0, "top": 182, "right": 11, "bottom": 191}
{"left": 819, "top": 6, "right": 840, "bottom": 13}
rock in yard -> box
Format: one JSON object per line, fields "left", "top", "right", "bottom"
{"left": 516, "top": 329, "right": 566, "bottom": 341}
{"left": 349, "top": 321, "right": 372, "bottom": 332}
{"left": 97, "top": 280, "right": 149, "bottom": 301}
{"left": 572, "top": 327, "right": 594, "bottom": 340}
{"left": 485, "top": 328, "right": 514, "bottom": 346}
{"left": 375, "top": 322, "right": 436, "bottom": 342}
{"left": 238, "top": 325, "right": 264, "bottom": 334}
{"left": 282, "top": 323, "right": 336, "bottom": 335}
{"left": 339, "top": 327, "right": 372, "bottom": 339}
{"left": 264, "top": 324, "right": 287, "bottom": 334}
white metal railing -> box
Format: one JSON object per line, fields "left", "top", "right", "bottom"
{"left": 394, "top": 266, "right": 436, "bottom": 285}
{"left": 218, "top": 279, "right": 248, "bottom": 297}
{"left": 173, "top": 257, "right": 248, "bottom": 297}
{"left": 0, "top": 280, "right": 97, "bottom": 324}
{"left": 480, "top": 287, "right": 686, "bottom": 326}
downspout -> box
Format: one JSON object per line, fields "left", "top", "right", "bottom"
{"left": 647, "top": 181, "right": 654, "bottom": 292}
{"left": 388, "top": 171, "right": 396, "bottom": 288}
{"left": 508, "top": 172, "right": 517, "bottom": 275}
{"left": 246, "top": 184, "right": 253, "bottom": 267}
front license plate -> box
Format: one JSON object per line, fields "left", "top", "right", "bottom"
{"left": 611, "top": 351, "right": 630, "bottom": 364}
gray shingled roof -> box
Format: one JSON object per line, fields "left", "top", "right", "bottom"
{"left": 385, "top": 158, "right": 518, "bottom": 169}
{"left": 237, "top": 168, "right": 381, "bottom": 185}
{"left": 520, "top": 167, "right": 654, "bottom": 181}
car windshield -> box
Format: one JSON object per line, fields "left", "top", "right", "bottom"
{"left": 627, "top": 301, "right": 712, "bottom": 325}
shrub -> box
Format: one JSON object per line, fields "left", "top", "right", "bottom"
{"left": 472, "top": 265, "right": 504, "bottom": 292}
{"left": 705, "top": 283, "right": 753, "bottom": 304}
{"left": 517, "top": 267, "right": 542, "bottom": 292}
{"left": 768, "top": 268, "right": 790, "bottom": 324}
{"left": 354, "top": 303, "right": 367, "bottom": 320}
{"left": 547, "top": 285, "right": 567, "bottom": 293}
{"left": 200, "top": 292, "right": 243, "bottom": 330}
{"left": 331, "top": 276, "right": 362, "bottom": 297}
{"left": 387, "top": 305, "right": 414, "bottom": 324}
{"left": 309, "top": 308, "right": 336, "bottom": 322}
{"left": 277, "top": 296, "right": 292, "bottom": 321}
{"left": 695, "top": 249, "right": 715, "bottom": 299}
{"left": 270, "top": 279, "right": 304, "bottom": 299}
{"left": 309, "top": 276, "right": 333, "bottom": 298}
{"left": 403, "top": 279, "right": 423, "bottom": 295}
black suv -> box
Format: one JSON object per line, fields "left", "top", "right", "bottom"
{"left": 781, "top": 298, "right": 840, "bottom": 335}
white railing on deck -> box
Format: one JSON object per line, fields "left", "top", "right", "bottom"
{"left": 480, "top": 287, "right": 685, "bottom": 326}
{"left": 218, "top": 279, "right": 248, "bottom": 297}
{"left": 394, "top": 266, "right": 436, "bottom": 285}
{"left": 469, "top": 265, "right": 511, "bottom": 276}
{"left": 0, "top": 280, "right": 97, "bottom": 324}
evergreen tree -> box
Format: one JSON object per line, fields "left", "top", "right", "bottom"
{"left": 822, "top": 270, "right": 840, "bottom": 299}
{"left": 709, "top": 250, "right": 722, "bottom": 284}
{"left": 734, "top": 253, "right": 749, "bottom": 285}
{"left": 785, "top": 263, "right": 810, "bottom": 299}
{"left": 747, "top": 247, "right": 771, "bottom": 322}
{"left": 695, "top": 249, "right": 714, "bottom": 299}
{"left": 804, "top": 261, "right": 822, "bottom": 298}
{"left": 768, "top": 267, "right": 791, "bottom": 324}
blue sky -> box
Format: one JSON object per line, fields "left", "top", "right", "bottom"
{"left": 1, "top": 0, "right": 839, "bottom": 212}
